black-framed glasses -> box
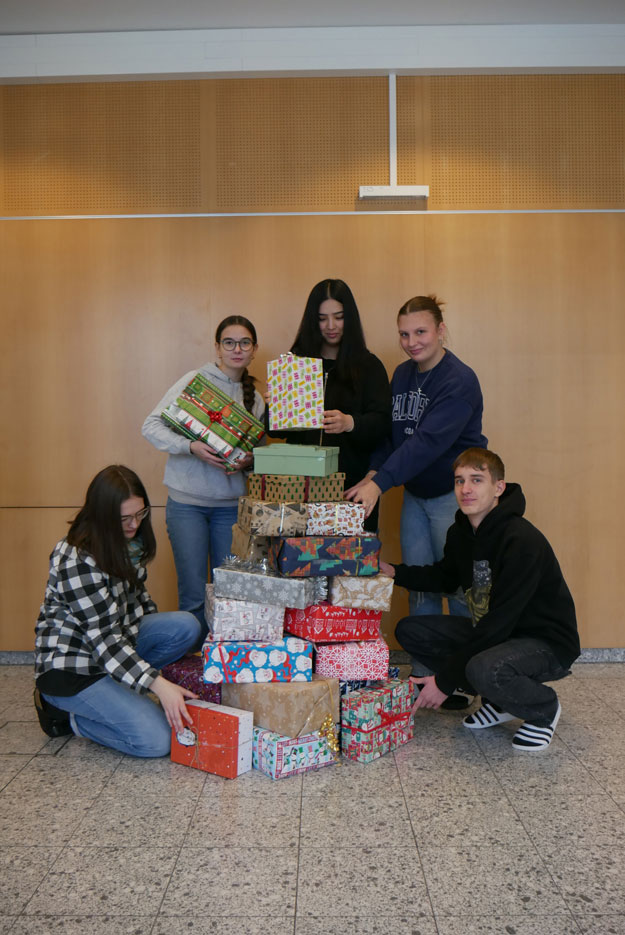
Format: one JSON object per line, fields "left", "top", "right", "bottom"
{"left": 121, "top": 506, "right": 150, "bottom": 527}
{"left": 220, "top": 338, "right": 254, "bottom": 351}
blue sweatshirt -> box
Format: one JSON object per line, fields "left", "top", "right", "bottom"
{"left": 370, "top": 350, "right": 487, "bottom": 499}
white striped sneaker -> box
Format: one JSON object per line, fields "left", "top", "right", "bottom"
{"left": 511, "top": 702, "right": 561, "bottom": 751}
{"left": 463, "top": 700, "right": 517, "bottom": 730}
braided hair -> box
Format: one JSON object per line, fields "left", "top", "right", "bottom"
{"left": 215, "top": 315, "right": 258, "bottom": 414}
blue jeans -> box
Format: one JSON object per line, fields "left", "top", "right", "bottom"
{"left": 400, "top": 488, "right": 469, "bottom": 616}
{"left": 42, "top": 611, "right": 200, "bottom": 757}
{"left": 395, "top": 614, "right": 571, "bottom": 725}
{"left": 166, "top": 497, "right": 237, "bottom": 642}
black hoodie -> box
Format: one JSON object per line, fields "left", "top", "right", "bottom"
{"left": 392, "top": 482, "right": 580, "bottom": 696}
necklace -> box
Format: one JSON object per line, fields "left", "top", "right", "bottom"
{"left": 415, "top": 366, "right": 434, "bottom": 398}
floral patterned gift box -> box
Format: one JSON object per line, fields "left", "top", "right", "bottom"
{"left": 161, "top": 653, "right": 221, "bottom": 704}
{"left": 203, "top": 636, "right": 313, "bottom": 684}
{"left": 327, "top": 574, "right": 394, "bottom": 611}
{"left": 205, "top": 584, "right": 285, "bottom": 642}
{"left": 341, "top": 679, "right": 415, "bottom": 764}
{"left": 266, "top": 354, "right": 325, "bottom": 431}
{"left": 314, "top": 637, "right": 389, "bottom": 680}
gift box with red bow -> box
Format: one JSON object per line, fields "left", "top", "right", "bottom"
{"left": 341, "top": 679, "right": 414, "bottom": 764}
{"left": 161, "top": 372, "right": 264, "bottom": 469}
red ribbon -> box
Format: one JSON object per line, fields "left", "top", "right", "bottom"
{"left": 208, "top": 410, "right": 223, "bottom": 423}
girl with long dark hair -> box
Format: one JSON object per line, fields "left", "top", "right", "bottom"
{"left": 34, "top": 465, "right": 201, "bottom": 755}
{"left": 142, "top": 316, "right": 264, "bottom": 642}
{"left": 274, "top": 279, "right": 391, "bottom": 531}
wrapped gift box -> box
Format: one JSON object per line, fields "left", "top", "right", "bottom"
{"left": 284, "top": 603, "right": 382, "bottom": 642}
{"left": 341, "top": 680, "right": 414, "bottom": 764}
{"left": 306, "top": 502, "right": 366, "bottom": 536}
{"left": 340, "top": 666, "right": 401, "bottom": 696}
{"left": 248, "top": 472, "right": 345, "bottom": 503}
{"left": 203, "top": 636, "right": 313, "bottom": 684}
{"left": 238, "top": 496, "right": 308, "bottom": 536}
{"left": 253, "top": 444, "right": 339, "bottom": 478}
{"left": 212, "top": 567, "right": 327, "bottom": 610}
{"left": 314, "top": 638, "right": 389, "bottom": 680}
{"left": 170, "top": 700, "right": 253, "bottom": 778}
{"left": 205, "top": 584, "right": 284, "bottom": 642}
{"left": 161, "top": 654, "right": 221, "bottom": 704}
{"left": 267, "top": 354, "right": 324, "bottom": 431}
{"left": 328, "top": 574, "right": 394, "bottom": 611}
{"left": 161, "top": 372, "right": 264, "bottom": 468}
{"left": 253, "top": 725, "right": 337, "bottom": 779}
{"left": 268, "top": 535, "right": 380, "bottom": 578}
{"left": 222, "top": 674, "right": 339, "bottom": 737}
{"left": 230, "top": 523, "right": 271, "bottom": 562}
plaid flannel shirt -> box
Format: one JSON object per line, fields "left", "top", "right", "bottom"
{"left": 35, "top": 539, "right": 159, "bottom": 693}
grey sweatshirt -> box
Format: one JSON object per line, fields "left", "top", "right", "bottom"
{"left": 141, "top": 361, "right": 265, "bottom": 508}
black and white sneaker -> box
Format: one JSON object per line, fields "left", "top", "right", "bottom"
{"left": 33, "top": 689, "right": 73, "bottom": 738}
{"left": 463, "top": 700, "right": 517, "bottom": 729}
{"left": 511, "top": 702, "right": 561, "bottom": 751}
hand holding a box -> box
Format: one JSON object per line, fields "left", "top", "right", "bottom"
{"left": 151, "top": 675, "right": 198, "bottom": 733}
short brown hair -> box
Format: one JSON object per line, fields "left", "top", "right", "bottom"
{"left": 453, "top": 448, "right": 505, "bottom": 482}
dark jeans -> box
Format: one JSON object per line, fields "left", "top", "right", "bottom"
{"left": 395, "top": 614, "right": 571, "bottom": 726}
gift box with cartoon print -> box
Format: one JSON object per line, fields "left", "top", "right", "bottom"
{"left": 268, "top": 535, "right": 380, "bottom": 578}
{"left": 205, "top": 584, "right": 285, "bottom": 642}
{"left": 170, "top": 700, "right": 253, "bottom": 779}
{"left": 252, "top": 724, "right": 338, "bottom": 779}
{"left": 305, "top": 502, "right": 366, "bottom": 537}
{"left": 284, "top": 603, "right": 382, "bottom": 642}
{"left": 203, "top": 636, "right": 313, "bottom": 684}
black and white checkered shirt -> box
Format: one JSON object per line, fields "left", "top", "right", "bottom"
{"left": 35, "top": 539, "right": 159, "bottom": 693}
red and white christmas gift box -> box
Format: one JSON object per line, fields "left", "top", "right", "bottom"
{"left": 284, "top": 603, "right": 382, "bottom": 642}
{"left": 314, "top": 638, "right": 389, "bottom": 680}
{"left": 170, "top": 700, "right": 253, "bottom": 779}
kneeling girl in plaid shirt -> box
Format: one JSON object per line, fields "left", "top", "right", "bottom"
{"left": 34, "top": 465, "right": 201, "bottom": 757}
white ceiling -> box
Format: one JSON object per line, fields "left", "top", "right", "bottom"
{"left": 2, "top": 0, "right": 625, "bottom": 35}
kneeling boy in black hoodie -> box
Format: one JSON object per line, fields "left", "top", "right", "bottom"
{"left": 381, "top": 447, "right": 580, "bottom": 751}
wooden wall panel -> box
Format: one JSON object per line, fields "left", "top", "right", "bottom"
{"left": 2, "top": 212, "right": 624, "bottom": 651}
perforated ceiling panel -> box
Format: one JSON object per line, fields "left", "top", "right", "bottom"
{"left": 1, "top": 82, "right": 201, "bottom": 215}
{"left": 213, "top": 77, "right": 389, "bottom": 212}
{"left": 425, "top": 75, "right": 625, "bottom": 210}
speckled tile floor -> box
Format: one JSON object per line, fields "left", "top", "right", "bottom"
{"left": 1, "top": 662, "right": 624, "bottom": 935}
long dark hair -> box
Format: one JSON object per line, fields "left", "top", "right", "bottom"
{"left": 216, "top": 315, "right": 258, "bottom": 413}
{"left": 67, "top": 465, "right": 156, "bottom": 583}
{"left": 290, "top": 279, "right": 369, "bottom": 386}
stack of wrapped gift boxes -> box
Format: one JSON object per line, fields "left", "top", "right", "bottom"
{"left": 170, "top": 353, "right": 415, "bottom": 778}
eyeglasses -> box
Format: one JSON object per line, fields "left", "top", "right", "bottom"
{"left": 220, "top": 338, "right": 254, "bottom": 351}
{"left": 120, "top": 507, "right": 150, "bottom": 527}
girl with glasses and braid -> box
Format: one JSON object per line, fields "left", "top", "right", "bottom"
{"left": 34, "top": 465, "right": 201, "bottom": 755}
{"left": 142, "top": 316, "right": 264, "bottom": 644}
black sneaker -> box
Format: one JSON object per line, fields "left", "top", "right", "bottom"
{"left": 33, "top": 689, "right": 73, "bottom": 738}
{"left": 441, "top": 690, "right": 474, "bottom": 711}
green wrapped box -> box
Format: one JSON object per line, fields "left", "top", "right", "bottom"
{"left": 253, "top": 444, "right": 339, "bottom": 478}
{"left": 161, "top": 372, "right": 265, "bottom": 469}
{"left": 247, "top": 472, "right": 345, "bottom": 503}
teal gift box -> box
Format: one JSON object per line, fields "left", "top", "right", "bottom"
{"left": 253, "top": 444, "right": 339, "bottom": 478}
{"left": 252, "top": 725, "right": 338, "bottom": 779}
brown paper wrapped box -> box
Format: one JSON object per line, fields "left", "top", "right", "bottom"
{"left": 221, "top": 674, "right": 340, "bottom": 738}
{"left": 230, "top": 523, "right": 271, "bottom": 561}
{"left": 237, "top": 496, "right": 308, "bottom": 536}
